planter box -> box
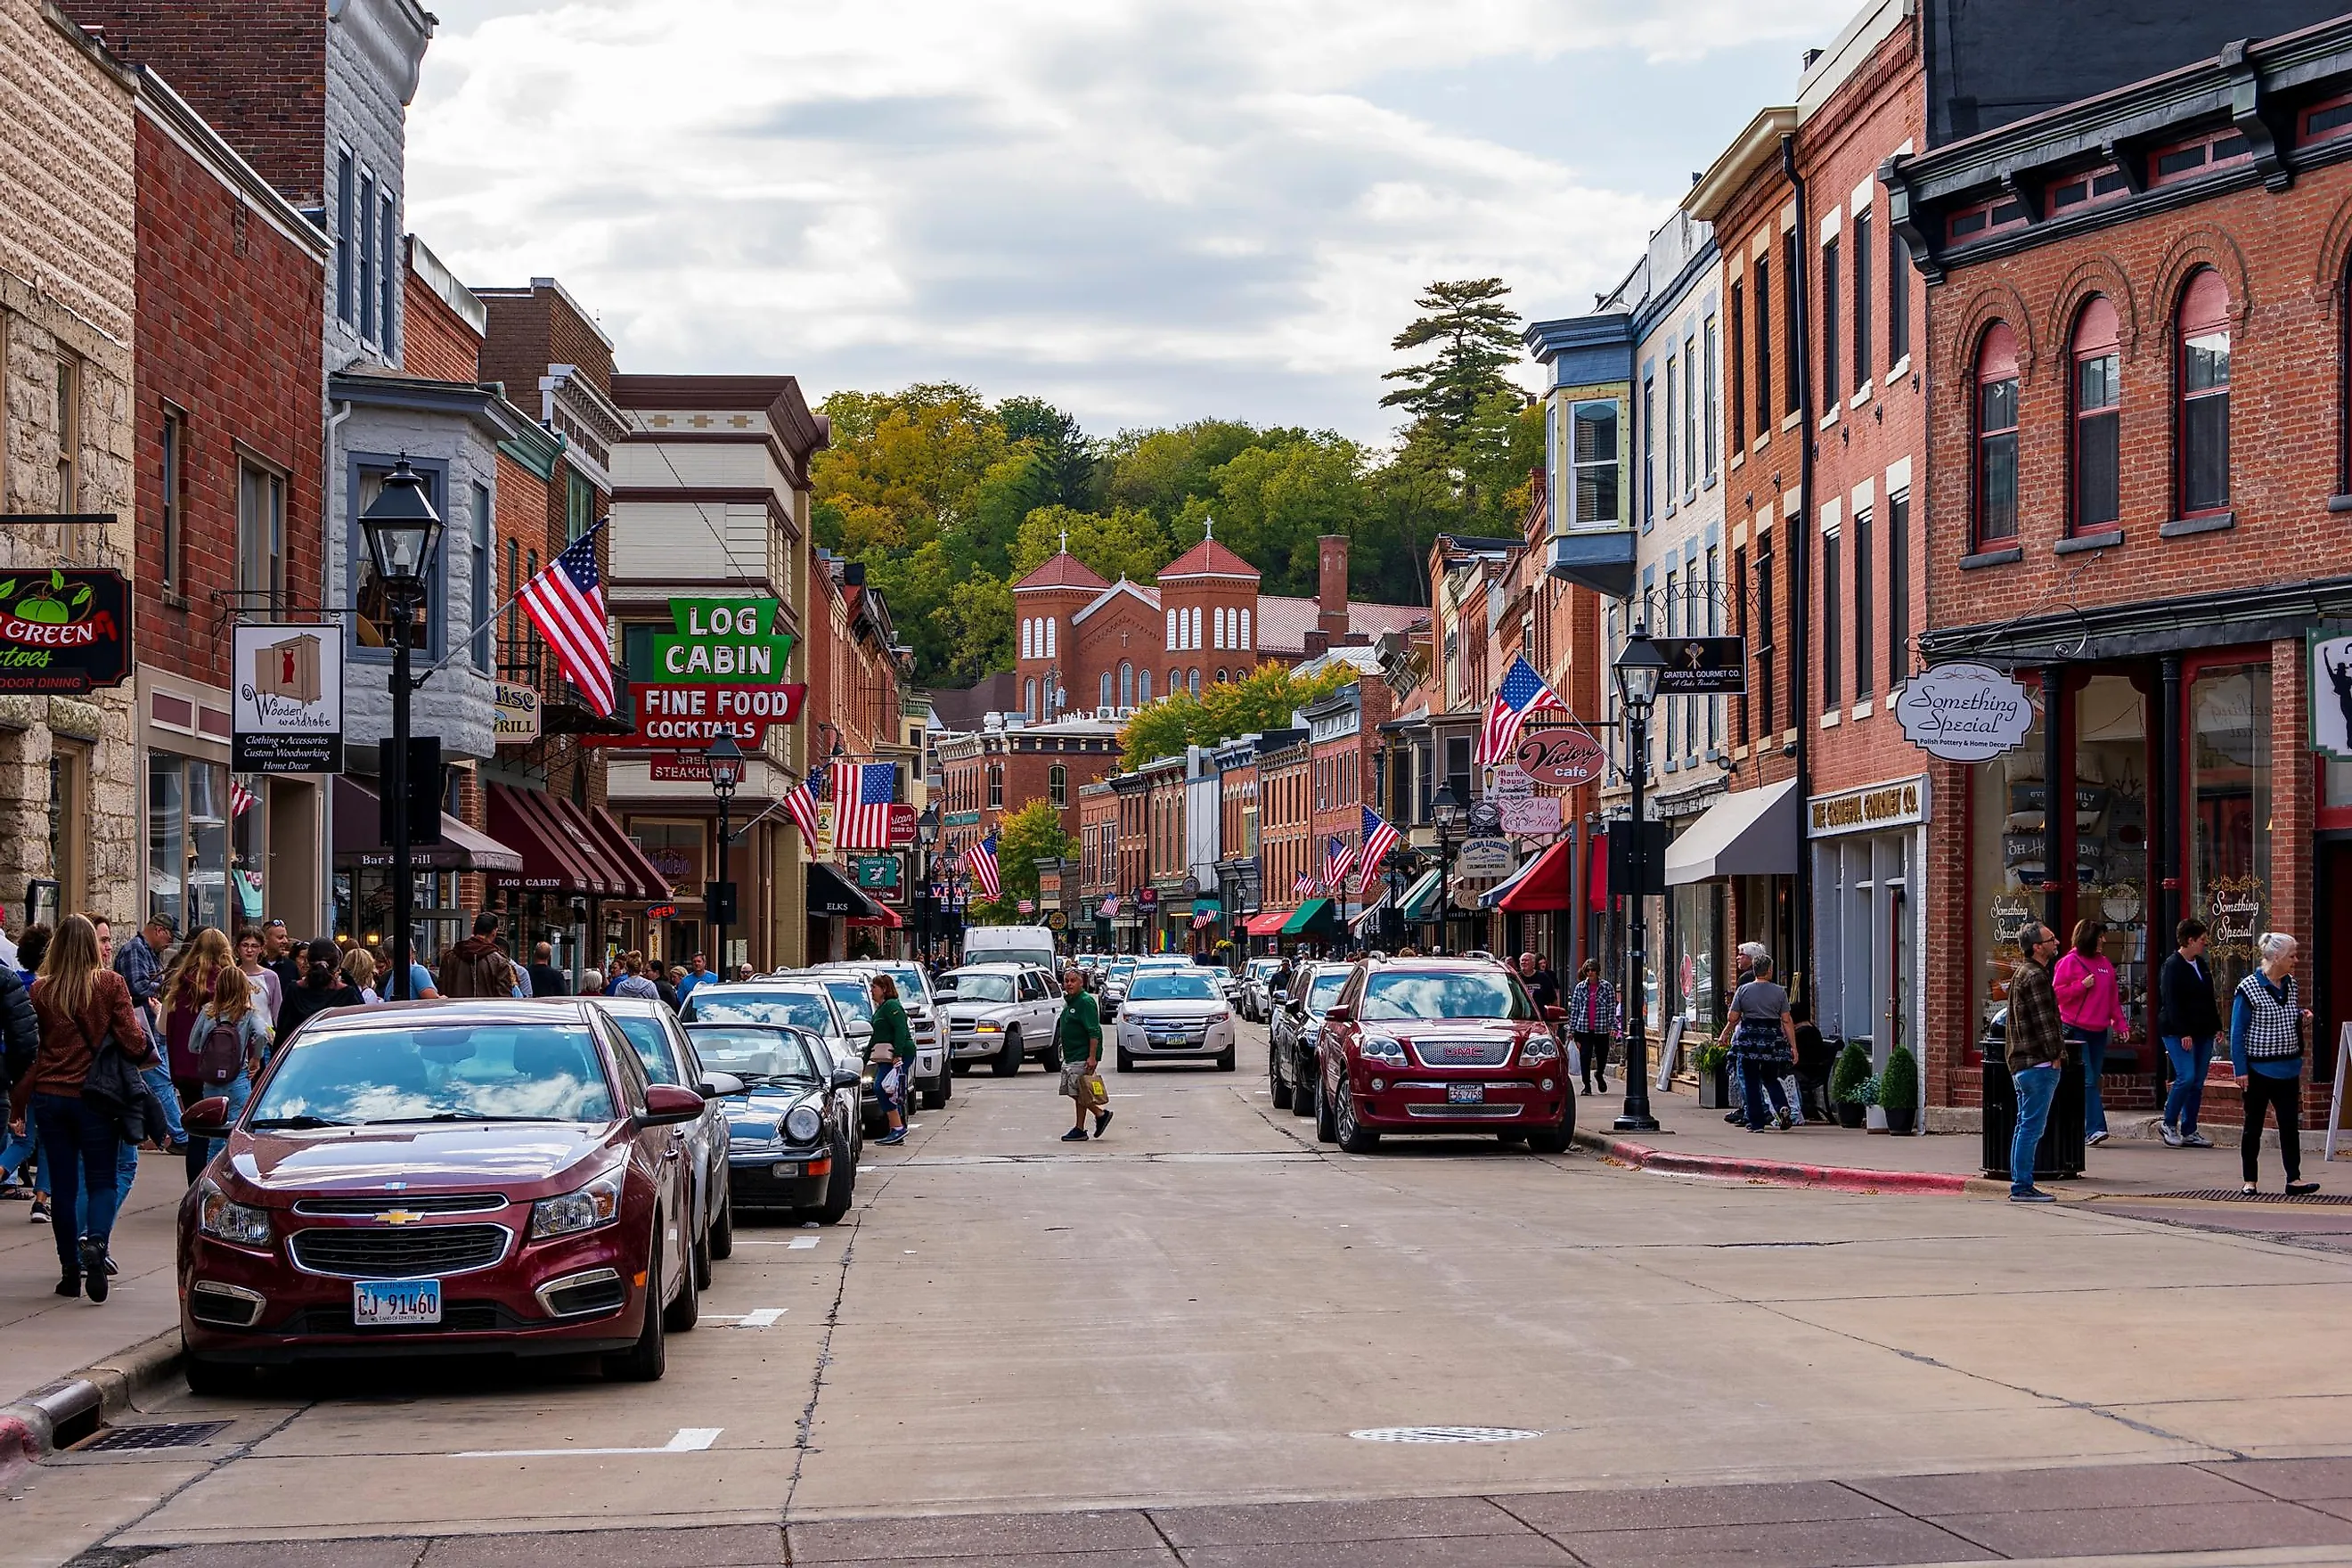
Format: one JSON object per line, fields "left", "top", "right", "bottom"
{"left": 1697, "top": 1063, "right": 1728, "bottom": 1108}
{"left": 1834, "top": 1102, "right": 1866, "bottom": 1129}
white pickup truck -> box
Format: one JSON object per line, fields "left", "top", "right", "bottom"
{"left": 962, "top": 924, "right": 1058, "bottom": 975}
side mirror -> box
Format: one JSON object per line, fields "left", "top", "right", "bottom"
{"left": 637, "top": 1083, "right": 706, "bottom": 1128}
{"left": 699, "top": 1072, "right": 745, "bottom": 1100}
{"left": 832, "top": 1067, "right": 863, "bottom": 1090}
{"left": 183, "top": 1096, "right": 232, "bottom": 1139}
{"left": 1324, "top": 1004, "right": 1353, "bottom": 1023}
{"left": 1543, "top": 1005, "right": 1566, "bottom": 1023}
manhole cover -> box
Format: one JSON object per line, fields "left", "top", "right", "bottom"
{"left": 76, "top": 1421, "right": 232, "bottom": 1452}
{"left": 2144, "top": 1189, "right": 2352, "bottom": 1205}
{"left": 1349, "top": 1425, "right": 1542, "bottom": 1444}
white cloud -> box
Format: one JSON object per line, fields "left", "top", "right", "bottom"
{"left": 407, "top": 0, "right": 1850, "bottom": 442}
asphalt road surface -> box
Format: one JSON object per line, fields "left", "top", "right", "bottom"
{"left": 16, "top": 1017, "right": 2352, "bottom": 1567}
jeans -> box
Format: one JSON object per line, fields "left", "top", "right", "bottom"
{"left": 2069, "top": 1026, "right": 2110, "bottom": 1138}
{"left": 1737, "top": 1056, "right": 1793, "bottom": 1128}
{"left": 0, "top": 1122, "right": 37, "bottom": 1184}
{"left": 2162, "top": 1034, "right": 2214, "bottom": 1133}
{"left": 1572, "top": 1033, "right": 1610, "bottom": 1086}
{"left": 31, "top": 1092, "right": 121, "bottom": 1270}
{"left": 2242, "top": 1071, "right": 2303, "bottom": 1185}
{"left": 2010, "top": 1063, "right": 2060, "bottom": 1195}
{"left": 74, "top": 1142, "right": 140, "bottom": 1238}
{"left": 143, "top": 1063, "right": 184, "bottom": 1142}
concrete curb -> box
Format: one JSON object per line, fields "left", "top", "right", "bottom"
{"left": 1572, "top": 1127, "right": 1973, "bottom": 1196}
{"left": 0, "top": 1327, "right": 184, "bottom": 1476}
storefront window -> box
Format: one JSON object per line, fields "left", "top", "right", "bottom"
{"left": 1969, "top": 686, "right": 2046, "bottom": 1038}
{"left": 2189, "top": 663, "right": 2271, "bottom": 992}
{"left": 633, "top": 820, "right": 706, "bottom": 900}
{"left": 149, "top": 753, "right": 231, "bottom": 935}
{"left": 2073, "top": 675, "right": 2152, "bottom": 1043}
{"left": 230, "top": 775, "right": 265, "bottom": 927}
{"left": 1670, "top": 881, "right": 1720, "bottom": 1034}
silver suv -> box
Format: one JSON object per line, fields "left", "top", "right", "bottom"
{"left": 814, "top": 960, "right": 951, "bottom": 1109}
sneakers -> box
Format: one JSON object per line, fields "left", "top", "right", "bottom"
{"left": 78, "top": 1238, "right": 108, "bottom": 1303}
{"left": 1093, "top": 1108, "right": 1114, "bottom": 1139}
{"left": 2160, "top": 1123, "right": 2185, "bottom": 1147}
{"left": 2185, "top": 1131, "right": 2214, "bottom": 1148}
{"left": 1723, "top": 1110, "right": 1744, "bottom": 1124}
{"left": 2086, "top": 1130, "right": 2110, "bottom": 1147}
{"left": 1059, "top": 1128, "right": 1090, "bottom": 1143}
{"left": 53, "top": 1271, "right": 78, "bottom": 1298}
{"left": 2010, "top": 1188, "right": 2057, "bottom": 1204}
{"left": 876, "top": 1129, "right": 906, "bottom": 1146}
{"left": 1774, "top": 1108, "right": 1793, "bottom": 1131}
{"left": 28, "top": 1196, "right": 48, "bottom": 1225}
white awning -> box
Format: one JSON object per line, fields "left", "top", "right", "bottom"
{"left": 1663, "top": 779, "right": 1801, "bottom": 885}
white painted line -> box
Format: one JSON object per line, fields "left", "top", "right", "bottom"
{"left": 459, "top": 1427, "right": 723, "bottom": 1458}
{"left": 787, "top": 1237, "right": 820, "bottom": 1249}
{"left": 705, "top": 1308, "right": 787, "bottom": 1328}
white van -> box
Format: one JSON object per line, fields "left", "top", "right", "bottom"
{"left": 962, "top": 924, "right": 1058, "bottom": 975}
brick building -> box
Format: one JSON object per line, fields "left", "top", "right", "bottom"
{"left": 127, "top": 65, "right": 329, "bottom": 936}
{"left": 1249, "top": 735, "right": 1312, "bottom": 951}
{"left": 934, "top": 713, "right": 1118, "bottom": 860}
{"left": 1075, "top": 776, "right": 1117, "bottom": 945}
{"left": 1889, "top": 16, "right": 2352, "bottom": 1120}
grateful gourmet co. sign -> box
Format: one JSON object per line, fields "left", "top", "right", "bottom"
{"left": 0, "top": 568, "right": 130, "bottom": 694}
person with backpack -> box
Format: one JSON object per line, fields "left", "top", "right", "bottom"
{"left": 185, "top": 966, "right": 271, "bottom": 1170}
{"left": 436, "top": 913, "right": 519, "bottom": 1000}
{"left": 277, "top": 940, "right": 364, "bottom": 1041}
{"left": 15, "top": 916, "right": 151, "bottom": 1301}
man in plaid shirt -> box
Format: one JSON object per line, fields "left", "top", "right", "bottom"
{"left": 2005, "top": 923, "right": 2069, "bottom": 1204}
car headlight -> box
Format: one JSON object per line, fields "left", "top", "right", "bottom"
{"left": 975, "top": 1022, "right": 1001, "bottom": 1033}
{"left": 1520, "top": 1034, "right": 1561, "bottom": 1064}
{"left": 1356, "top": 1035, "right": 1408, "bottom": 1066}
{"left": 784, "top": 1105, "right": 823, "bottom": 1144}
{"left": 530, "top": 1168, "right": 625, "bottom": 1240}
{"left": 197, "top": 1179, "right": 271, "bottom": 1247}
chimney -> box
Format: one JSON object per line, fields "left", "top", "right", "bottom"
{"left": 1316, "top": 535, "right": 1349, "bottom": 639}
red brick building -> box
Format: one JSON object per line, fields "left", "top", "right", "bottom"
{"left": 127, "top": 67, "right": 329, "bottom": 934}
{"left": 1253, "top": 736, "right": 1311, "bottom": 948}
{"left": 1076, "top": 777, "right": 1118, "bottom": 945}
{"left": 1886, "top": 17, "right": 2352, "bottom": 1120}
{"left": 934, "top": 715, "right": 1119, "bottom": 858}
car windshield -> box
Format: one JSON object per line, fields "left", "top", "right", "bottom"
{"left": 1305, "top": 971, "right": 1350, "bottom": 1010}
{"left": 686, "top": 1025, "right": 825, "bottom": 1086}
{"left": 1248, "top": 960, "right": 1282, "bottom": 979}
{"left": 688, "top": 989, "right": 836, "bottom": 1033}
{"left": 875, "top": 966, "right": 928, "bottom": 1004}
{"left": 1360, "top": 969, "right": 1532, "bottom": 1022}
{"left": 1128, "top": 973, "right": 1219, "bottom": 1002}
{"left": 1108, "top": 961, "right": 1136, "bottom": 978}
{"left": 248, "top": 1023, "right": 616, "bottom": 1126}
{"left": 946, "top": 973, "right": 1014, "bottom": 1002}
{"left": 822, "top": 979, "right": 874, "bottom": 1023}
{"left": 608, "top": 1015, "right": 682, "bottom": 1086}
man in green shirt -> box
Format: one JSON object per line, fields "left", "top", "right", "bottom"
{"left": 1056, "top": 967, "right": 1108, "bottom": 1141}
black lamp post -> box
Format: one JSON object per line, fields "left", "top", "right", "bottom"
{"left": 1431, "top": 780, "right": 1466, "bottom": 957}
{"left": 1383, "top": 845, "right": 1411, "bottom": 952}
{"left": 916, "top": 800, "right": 942, "bottom": 964}
{"left": 706, "top": 731, "right": 745, "bottom": 975}
{"left": 359, "top": 457, "right": 442, "bottom": 1003}
{"left": 1613, "top": 621, "right": 1667, "bottom": 1133}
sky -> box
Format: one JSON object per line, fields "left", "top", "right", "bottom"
{"left": 407, "top": 0, "right": 1858, "bottom": 448}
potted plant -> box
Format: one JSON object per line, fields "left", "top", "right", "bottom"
{"left": 1880, "top": 1044, "right": 1921, "bottom": 1135}
{"left": 1696, "top": 1041, "right": 1731, "bottom": 1108}
{"left": 1830, "top": 1040, "right": 1873, "bottom": 1129}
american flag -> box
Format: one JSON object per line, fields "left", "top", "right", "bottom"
{"left": 965, "top": 834, "right": 1001, "bottom": 901}
{"left": 782, "top": 768, "right": 822, "bottom": 841}
{"left": 1293, "top": 869, "right": 1316, "bottom": 897}
{"left": 1322, "top": 835, "right": 1357, "bottom": 892}
{"left": 1476, "top": 654, "right": 1569, "bottom": 768}
{"left": 230, "top": 780, "right": 256, "bottom": 818}
{"left": 518, "top": 526, "right": 614, "bottom": 716}
{"left": 836, "top": 762, "right": 897, "bottom": 850}
{"left": 1358, "top": 804, "right": 1399, "bottom": 893}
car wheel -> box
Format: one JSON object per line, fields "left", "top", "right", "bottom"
{"left": 1528, "top": 1085, "right": 1577, "bottom": 1154}
{"left": 1313, "top": 1069, "right": 1337, "bottom": 1144}
{"left": 818, "top": 1137, "right": 857, "bottom": 1224}
{"left": 1335, "top": 1075, "right": 1380, "bottom": 1154}
{"left": 951, "top": 1058, "right": 972, "bottom": 1076}
{"left": 920, "top": 1077, "right": 946, "bottom": 1110}
{"left": 605, "top": 1231, "right": 668, "bottom": 1382}
{"left": 1269, "top": 1050, "right": 1293, "bottom": 1109}
{"left": 666, "top": 1217, "right": 702, "bottom": 1332}
{"left": 183, "top": 1351, "right": 244, "bottom": 1398}
{"left": 1116, "top": 1047, "right": 1134, "bottom": 1073}
{"left": 709, "top": 1194, "right": 734, "bottom": 1261}
{"left": 1217, "top": 1045, "right": 1236, "bottom": 1072}
{"left": 992, "top": 1027, "right": 1023, "bottom": 1076}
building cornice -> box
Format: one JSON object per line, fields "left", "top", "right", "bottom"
{"left": 1686, "top": 106, "right": 1798, "bottom": 223}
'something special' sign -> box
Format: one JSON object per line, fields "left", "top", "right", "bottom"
{"left": 0, "top": 568, "right": 131, "bottom": 693}
{"left": 1896, "top": 662, "right": 2034, "bottom": 763}
{"left": 233, "top": 623, "right": 344, "bottom": 772}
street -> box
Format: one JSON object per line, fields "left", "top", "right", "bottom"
{"left": 10, "top": 1014, "right": 2352, "bottom": 1567}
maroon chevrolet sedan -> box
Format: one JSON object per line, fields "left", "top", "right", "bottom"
{"left": 177, "top": 1000, "right": 708, "bottom": 1390}
{"left": 1312, "top": 957, "right": 1573, "bottom": 1154}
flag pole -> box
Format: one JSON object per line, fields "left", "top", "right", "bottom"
{"left": 413, "top": 519, "right": 612, "bottom": 683}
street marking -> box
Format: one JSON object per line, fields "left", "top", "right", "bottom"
{"left": 788, "top": 1237, "right": 820, "bottom": 1249}
{"left": 1350, "top": 1426, "right": 1541, "bottom": 1444}
{"left": 706, "top": 1309, "right": 786, "bottom": 1327}
{"left": 459, "top": 1427, "right": 723, "bottom": 1458}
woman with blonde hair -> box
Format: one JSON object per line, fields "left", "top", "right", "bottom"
{"left": 158, "top": 927, "right": 233, "bottom": 1183}
{"left": 341, "top": 946, "right": 380, "bottom": 1005}
{"left": 14, "top": 915, "right": 151, "bottom": 1300}
{"left": 185, "top": 964, "right": 271, "bottom": 1167}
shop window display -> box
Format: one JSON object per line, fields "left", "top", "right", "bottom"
{"left": 1970, "top": 690, "right": 2046, "bottom": 1037}
{"left": 2073, "top": 676, "right": 2151, "bottom": 1049}
{"left": 2188, "top": 664, "right": 2270, "bottom": 993}
{"left": 150, "top": 753, "right": 231, "bottom": 935}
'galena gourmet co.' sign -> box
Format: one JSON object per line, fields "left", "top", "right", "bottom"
{"left": 1895, "top": 662, "right": 2034, "bottom": 763}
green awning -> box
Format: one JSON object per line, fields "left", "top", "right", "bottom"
{"left": 1278, "top": 896, "right": 1335, "bottom": 936}
{"left": 1192, "top": 898, "right": 1221, "bottom": 916}
{"left": 1397, "top": 867, "right": 1446, "bottom": 923}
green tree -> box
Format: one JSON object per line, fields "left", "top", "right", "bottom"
{"left": 968, "top": 798, "right": 1072, "bottom": 920}
{"left": 998, "top": 396, "right": 1101, "bottom": 512}
{"left": 1011, "top": 503, "right": 1173, "bottom": 584}
{"left": 1102, "top": 420, "right": 1267, "bottom": 525}
{"left": 1180, "top": 432, "right": 1368, "bottom": 599}
{"left": 1118, "top": 662, "right": 1358, "bottom": 767}
{"left": 1380, "top": 278, "right": 1529, "bottom": 434}
{"left": 812, "top": 384, "right": 1009, "bottom": 559}
{"left": 928, "top": 570, "right": 1013, "bottom": 684}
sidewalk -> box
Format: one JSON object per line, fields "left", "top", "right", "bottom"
{"left": 1572, "top": 1079, "right": 2323, "bottom": 1200}
{"left": 0, "top": 1147, "right": 184, "bottom": 1408}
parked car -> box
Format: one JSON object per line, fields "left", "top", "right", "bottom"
{"left": 1270, "top": 962, "right": 1354, "bottom": 1114}
{"left": 681, "top": 980, "right": 872, "bottom": 1139}
{"left": 936, "top": 963, "right": 1061, "bottom": 1074}
{"left": 1099, "top": 958, "right": 1139, "bottom": 1019}
{"left": 176, "top": 999, "right": 708, "bottom": 1390}
{"left": 1312, "top": 956, "right": 1573, "bottom": 1153}
{"left": 577, "top": 995, "right": 739, "bottom": 1286}
{"left": 686, "top": 1022, "right": 862, "bottom": 1223}
{"left": 1114, "top": 967, "right": 1237, "bottom": 1071}
{"left": 1239, "top": 958, "right": 1285, "bottom": 1022}
{"left": 815, "top": 960, "right": 951, "bottom": 1108}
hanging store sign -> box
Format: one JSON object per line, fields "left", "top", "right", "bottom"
{"left": 0, "top": 567, "right": 131, "bottom": 694}
{"left": 1655, "top": 635, "right": 1747, "bottom": 695}
{"left": 1514, "top": 726, "right": 1607, "bottom": 788}
{"left": 651, "top": 598, "right": 795, "bottom": 682}
{"left": 2312, "top": 629, "right": 2352, "bottom": 760}
{"left": 591, "top": 681, "right": 806, "bottom": 750}
{"left": 649, "top": 753, "right": 713, "bottom": 782}
{"left": 1456, "top": 837, "right": 1516, "bottom": 878}
{"left": 854, "top": 855, "right": 901, "bottom": 891}
{"left": 231, "top": 623, "right": 343, "bottom": 772}
{"left": 493, "top": 681, "right": 541, "bottom": 744}
{"left": 1896, "top": 662, "right": 2034, "bottom": 763}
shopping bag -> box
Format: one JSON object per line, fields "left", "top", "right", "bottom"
{"left": 1083, "top": 1075, "right": 1107, "bottom": 1104}
{"left": 1565, "top": 1040, "right": 1582, "bottom": 1082}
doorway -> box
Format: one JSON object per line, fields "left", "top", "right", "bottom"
{"left": 2320, "top": 838, "right": 2352, "bottom": 1085}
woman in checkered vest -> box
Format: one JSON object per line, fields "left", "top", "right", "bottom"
{"left": 2229, "top": 932, "right": 2318, "bottom": 1196}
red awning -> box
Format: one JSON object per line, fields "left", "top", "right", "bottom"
{"left": 486, "top": 783, "right": 609, "bottom": 894}
{"left": 848, "top": 906, "right": 904, "bottom": 929}
{"left": 1244, "top": 910, "right": 1290, "bottom": 936}
{"left": 1495, "top": 837, "right": 1574, "bottom": 912}
{"left": 1587, "top": 829, "right": 1608, "bottom": 911}
{"left": 574, "top": 799, "right": 667, "bottom": 900}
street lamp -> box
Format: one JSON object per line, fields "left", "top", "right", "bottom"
{"left": 1383, "top": 845, "right": 1412, "bottom": 952}
{"left": 916, "top": 800, "right": 942, "bottom": 966}
{"left": 359, "top": 456, "right": 443, "bottom": 1002}
{"left": 1613, "top": 621, "right": 1667, "bottom": 1133}
{"left": 706, "top": 731, "right": 745, "bottom": 976}
{"left": 1431, "top": 780, "right": 1466, "bottom": 957}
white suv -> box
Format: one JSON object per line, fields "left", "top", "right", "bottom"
{"left": 814, "top": 960, "right": 951, "bottom": 1109}
{"left": 938, "top": 963, "right": 1062, "bottom": 1075}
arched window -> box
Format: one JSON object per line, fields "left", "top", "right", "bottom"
{"left": 1099, "top": 671, "right": 1113, "bottom": 709}
{"left": 1049, "top": 764, "right": 1067, "bottom": 807}
{"left": 1139, "top": 668, "right": 1152, "bottom": 703}
{"left": 1025, "top": 676, "right": 1037, "bottom": 718}
{"left": 2071, "top": 297, "right": 2120, "bottom": 534}
{"left": 1019, "top": 618, "right": 1032, "bottom": 659}
{"left": 1193, "top": 607, "right": 1203, "bottom": 649}
{"left": 1169, "top": 666, "right": 1181, "bottom": 696}
{"left": 1214, "top": 668, "right": 1228, "bottom": 683}
{"left": 1974, "top": 323, "right": 2020, "bottom": 545}
{"left": 1120, "top": 661, "right": 1133, "bottom": 707}
{"left": 1165, "top": 609, "right": 1178, "bottom": 650}
{"left": 1238, "top": 608, "right": 1250, "bottom": 650}
{"left": 2178, "top": 268, "right": 2230, "bottom": 516}
{"left": 1188, "top": 667, "right": 1201, "bottom": 694}
{"left": 1044, "top": 617, "right": 1056, "bottom": 657}
{"left": 1214, "top": 606, "right": 1228, "bottom": 649}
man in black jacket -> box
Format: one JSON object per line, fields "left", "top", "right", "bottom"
{"left": 2158, "top": 918, "right": 2222, "bottom": 1149}
{"left": 0, "top": 964, "right": 37, "bottom": 1101}
{"left": 527, "top": 942, "right": 569, "bottom": 999}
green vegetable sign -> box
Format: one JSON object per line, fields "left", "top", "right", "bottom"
{"left": 651, "top": 598, "right": 795, "bottom": 682}
{"left": 0, "top": 568, "right": 130, "bottom": 693}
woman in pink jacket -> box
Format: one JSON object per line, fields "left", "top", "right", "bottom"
{"left": 2054, "top": 919, "right": 2131, "bottom": 1147}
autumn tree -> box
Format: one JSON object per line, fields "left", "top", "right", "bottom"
{"left": 967, "top": 798, "right": 1072, "bottom": 922}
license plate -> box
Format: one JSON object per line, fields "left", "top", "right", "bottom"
{"left": 1448, "top": 1082, "right": 1485, "bottom": 1105}
{"left": 352, "top": 1278, "right": 441, "bottom": 1327}
{"left": 771, "top": 1162, "right": 801, "bottom": 1178}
